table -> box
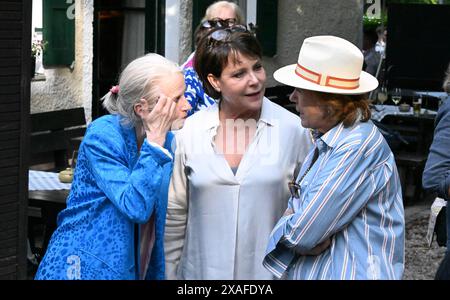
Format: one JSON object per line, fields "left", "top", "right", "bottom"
{"left": 28, "top": 170, "right": 71, "bottom": 254}
{"left": 371, "top": 105, "right": 437, "bottom": 204}
{"left": 29, "top": 170, "right": 71, "bottom": 191}
{"left": 371, "top": 104, "right": 437, "bottom": 122}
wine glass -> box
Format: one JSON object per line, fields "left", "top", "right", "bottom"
{"left": 391, "top": 88, "right": 402, "bottom": 113}
{"left": 391, "top": 88, "right": 402, "bottom": 106}
{"left": 377, "top": 87, "right": 388, "bottom": 106}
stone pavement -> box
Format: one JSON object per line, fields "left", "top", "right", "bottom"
{"left": 403, "top": 199, "right": 446, "bottom": 280}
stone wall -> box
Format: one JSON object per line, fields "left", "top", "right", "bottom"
{"left": 179, "top": 1, "right": 194, "bottom": 65}
{"left": 263, "top": 0, "right": 363, "bottom": 87}
{"left": 177, "top": 0, "right": 363, "bottom": 87}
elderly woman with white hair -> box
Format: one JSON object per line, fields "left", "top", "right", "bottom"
{"left": 183, "top": 1, "right": 245, "bottom": 115}
{"left": 35, "top": 54, "right": 191, "bottom": 280}
{"left": 263, "top": 36, "right": 405, "bottom": 280}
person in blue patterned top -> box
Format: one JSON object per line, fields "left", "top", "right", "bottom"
{"left": 183, "top": 1, "right": 245, "bottom": 116}
{"left": 34, "top": 54, "right": 191, "bottom": 280}
{"left": 183, "top": 67, "right": 217, "bottom": 114}
{"left": 263, "top": 36, "right": 405, "bottom": 280}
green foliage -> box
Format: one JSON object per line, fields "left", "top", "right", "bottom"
{"left": 31, "top": 40, "right": 48, "bottom": 58}
{"left": 363, "top": 14, "right": 388, "bottom": 30}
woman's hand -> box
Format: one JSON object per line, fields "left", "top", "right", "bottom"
{"left": 283, "top": 208, "right": 331, "bottom": 256}
{"left": 294, "top": 238, "right": 331, "bottom": 256}
{"left": 139, "top": 95, "right": 178, "bottom": 146}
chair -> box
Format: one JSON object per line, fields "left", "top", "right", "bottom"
{"left": 28, "top": 108, "right": 86, "bottom": 256}
{"left": 30, "top": 108, "right": 86, "bottom": 171}
{"left": 378, "top": 113, "right": 435, "bottom": 204}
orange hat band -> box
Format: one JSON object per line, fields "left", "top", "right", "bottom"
{"left": 295, "top": 64, "right": 360, "bottom": 90}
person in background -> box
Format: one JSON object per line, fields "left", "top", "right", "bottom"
{"left": 423, "top": 62, "right": 450, "bottom": 280}
{"left": 362, "top": 28, "right": 381, "bottom": 77}
{"left": 183, "top": 0, "right": 245, "bottom": 116}
{"left": 35, "top": 54, "right": 191, "bottom": 280}
{"left": 263, "top": 35, "right": 405, "bottom": 280}
{"left": 375, "top": 25, "right": 386, "bottom": 56}
{"left": 164, "top": 26, "right": 312, "bottom": 279}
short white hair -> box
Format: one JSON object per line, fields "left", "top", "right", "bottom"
{"left": 102, "top": 53, "right": 181, "bottom": 127}
{"left": 204, "top": 1, "right": 245, "bottom": 24}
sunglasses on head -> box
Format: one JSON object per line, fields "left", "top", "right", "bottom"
{"left": 208, "top": 25, "right": 248, "bottom": 44}
{"left": 201, "top": 18, "right": 237, "bottom": 29}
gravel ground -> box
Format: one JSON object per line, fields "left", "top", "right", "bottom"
{"left": 403, "top": 201, "right": 446, "bottom": 280}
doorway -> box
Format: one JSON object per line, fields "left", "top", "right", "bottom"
{"left": 92, "top": 0, "right": 165, "bottom": 119}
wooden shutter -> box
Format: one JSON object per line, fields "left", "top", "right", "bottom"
{"left": 256, "top": 0, "right": 277, "bottom": 57}
{"left": 43, "top": 0, "right": 75, "bottom": 67}
{"left": 192, "top": 0, "right": 216, "bottom": 50}
{"left": 0, "top": 0, "right": 30, "bottom": 279}
{"left": 145, "top": 0, "right": 166, "bottom": 55}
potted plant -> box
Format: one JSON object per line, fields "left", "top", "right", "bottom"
{"left": 31, "top": 39, "right": 47, "bottom": 77}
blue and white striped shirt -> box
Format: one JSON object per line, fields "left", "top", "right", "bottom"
{"left": 263, "top": 121, "right": 405, "bottom": 280}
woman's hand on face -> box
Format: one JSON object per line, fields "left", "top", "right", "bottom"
{"left": 141, "top": 94, "right": 178, "bottom": 146}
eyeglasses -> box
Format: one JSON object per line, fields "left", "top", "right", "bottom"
{"left": 208, "top": 25, "right": 248, "bottom": 44}
{"left": 288, "top": 181, "right": 301, "bottom": 199}
{"left": 201, "top": 18, "right": 237, "bottom": 29}
{"left": 288, "top": 148, "right": 319, "bottom": 199}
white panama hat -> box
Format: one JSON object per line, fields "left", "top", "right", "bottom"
{"left": 274, "top": 35, "right": 378, "bottom": 95}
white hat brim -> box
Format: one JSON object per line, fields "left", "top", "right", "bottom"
{"left": 273, "top": 64, "right": 379, "bottom": 95}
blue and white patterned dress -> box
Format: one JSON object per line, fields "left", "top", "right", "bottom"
{"left": 184, "top": 67, "right": 216, "bottom": 116}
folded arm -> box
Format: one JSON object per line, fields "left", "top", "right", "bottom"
{"left": 276, "top": 141, "right": 392, "bottom": 253}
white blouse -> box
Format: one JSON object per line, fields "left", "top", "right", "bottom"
{"left": 164, "top": 98, "right": 313, "bottom": 279}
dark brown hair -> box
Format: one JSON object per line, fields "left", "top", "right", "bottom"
{"left": 194, "top": 28, "right": 262, "bottom": 99}
{"left": 314, "top": 91, "right": 372, "bottom": 127}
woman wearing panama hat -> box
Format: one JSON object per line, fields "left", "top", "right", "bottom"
{"left": 263, "top": 35, "right": 405, "bottom": 280}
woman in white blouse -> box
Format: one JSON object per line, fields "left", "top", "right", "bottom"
{"left": 164, "top": 26, "right": 312, "bottom": 279}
